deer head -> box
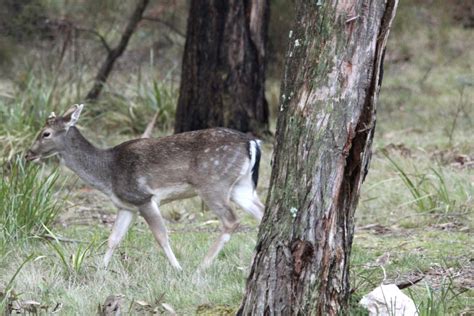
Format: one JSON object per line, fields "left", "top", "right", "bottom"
{"left": 25, "top": 104, "right": 83, "bottom": 162}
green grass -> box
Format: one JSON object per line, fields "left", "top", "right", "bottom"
{"left": 0, "top": 157, "right": 62, "bottom": 244}
{"left": 351, "top": 229, "right": 472, "bottom": 314}
{"left": 1, "top": 226, "right": 258, "bottom": 315}
{"left": 384, "top": 153, "right": 463, "bottom": 214}
{"left": 45, "top": 228, "right": 102, "bottom": 278}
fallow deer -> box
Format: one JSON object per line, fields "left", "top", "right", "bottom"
{"left": 25, "top": 104, "right": 264, "bottom": 270}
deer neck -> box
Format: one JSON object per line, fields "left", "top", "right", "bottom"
{"left": 59, "top": 127, "right": 113, "bottom": 193}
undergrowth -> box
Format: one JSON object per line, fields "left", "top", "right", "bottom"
{"left": 385, "top": 153, "right": 459, "bottom": 213}
{"left": 0, "top": 157, "right": 62, "bottom": 244}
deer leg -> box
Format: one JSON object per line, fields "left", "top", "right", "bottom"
{"left": 231, "top": 178, "right": 264, "bottom": 222}
{"left": 199, "top": 195, "right": 239, "bottom": 269}
{"left": 234, "top": 195, "right": 264, "bottom": 222}
{"left": 103, "top": 209, "right": 134, "bottom": 268}
{"left": 139, "top": 199, "right": 182, "bottom": 270}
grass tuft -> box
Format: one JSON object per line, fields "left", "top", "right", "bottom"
{"left": 0, "top": 157, "right": 62, "bottom": 243}
{"left": 409, "top": 277, "right": 464, "bottom": 316}
{"left": 384, "top": 153, "right": 458, "bottom": 213}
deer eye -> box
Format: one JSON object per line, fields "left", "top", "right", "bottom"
{"left": 42, "top": 132, "right": 51, "bottom": 138}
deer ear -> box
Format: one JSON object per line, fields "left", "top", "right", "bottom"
{"left": 63, "top": 104, "right": 84, "bottom": 129}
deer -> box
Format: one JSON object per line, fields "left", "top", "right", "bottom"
{"left": 25, "top": 104, "right": 264, "bottom": 270}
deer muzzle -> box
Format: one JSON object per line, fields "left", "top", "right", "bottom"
{"left": 25, "top": 150, "right": 40, "bottom": 162}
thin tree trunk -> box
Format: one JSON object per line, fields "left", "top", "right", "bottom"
{"left": 85, "top": 0, "right": 150, "bottom": 101}
{"left": 238, "top": 0, "right": 398, "bottom": 314}
{"left": 174, "top": 0, "right": 269, "bottom": 135}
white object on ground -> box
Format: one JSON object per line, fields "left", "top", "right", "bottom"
{"left": 359, "top": 284, "right": 418, "bottom": 316}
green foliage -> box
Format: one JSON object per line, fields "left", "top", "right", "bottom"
{"left": 92, "top": 78, "right": 177, "bottom": 135}
{"left": 0, "top": 69, "right": 68, "bottom": 161}
{"left": 0, "top": 157, "right": 62, "bottom": 242}
{"left": 0, "top": 68, "right": 179, "bottom": 160}
{"left": 409, "top": 278, "right": 462, "bottom": 316}
{"left": 385, "top": 154, "right": 458, "bottom": 213}
{"left": 45, "top": 231, "right": 100, "bottom": 278}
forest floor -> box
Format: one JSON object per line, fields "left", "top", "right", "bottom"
{"left": 2, "top": 138, "right": 473, "bottom": 315}
{"left": 1, "top": 2, "right": 473, "bottom": 315}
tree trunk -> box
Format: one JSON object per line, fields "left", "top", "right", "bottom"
{"left": 174, "top": 0, "right": 269, "bottom": 135}
{"left": 238, "top": 0, "right": 398, "bottom": 315}
{"left": 85, "top": 0, "right": 150, "bottom": 101}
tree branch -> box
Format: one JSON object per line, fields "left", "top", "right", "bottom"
{"left": 85, "top": 0, "right": 150, "bottom": 101}
{"left": 75, "top": 27, "right": 111, "bottom": 53}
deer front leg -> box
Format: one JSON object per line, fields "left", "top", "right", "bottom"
{"left": 139, "top": 200, "right": 182, "bottom": 270}
{"left": 103, "top": 210, "right": 134, "bottom": 268}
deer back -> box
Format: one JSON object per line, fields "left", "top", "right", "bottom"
{"left": 109, "top": 128, "right": 257, "bottom": 206}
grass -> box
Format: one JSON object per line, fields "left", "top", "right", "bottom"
{"left": 45, "top": 228, "right": 101, "bottom": 278}
{"left": 0, "top": 254, "right": 37, "bottom": 313}
{"left": 2, "top": 226, "right": 258, "bottom": 315}
{"left": 0, "top": 1, "right": 473, "bottom": 315}
{"left": 89, "top": 77, "right": 178, "bottom": 135}
{"left": 411, "top": 279, "right": 456, "bottom": 316}
{"left": 384, "top": 153, "right": 460, "bottom": 214}
{"left": 0, "top": 157, "right": 62, "bottom": 244}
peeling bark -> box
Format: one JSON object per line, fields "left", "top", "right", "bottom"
{"left": 238, "top": 0, "right": 398, "bottom": 315}
{"left": 174, "top": 0, "right": 269, "bottom": 135}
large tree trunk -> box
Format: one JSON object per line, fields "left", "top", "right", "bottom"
{"left": 174, "top": 0, "right": 269, "bottom": 135}
{"left": 238, "top": 0, "right": 398, "bottom": 315}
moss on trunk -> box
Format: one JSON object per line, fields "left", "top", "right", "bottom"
{"left": 238, "top": 1, "right": 399, "bottom": 315}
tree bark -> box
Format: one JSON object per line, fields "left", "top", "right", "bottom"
{"left": 174, "top": 0, "right": 269, "bottom": 135}
{"left": 85, "top": 0, "right": 150, "bottom": 101}
{"left": 238, "top": 0, "right": 398, "bottom": 315}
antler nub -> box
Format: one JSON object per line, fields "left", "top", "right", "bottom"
{"left": 48, "top": 112, "right": 56, "bottom": 119}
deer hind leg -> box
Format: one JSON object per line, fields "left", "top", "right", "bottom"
{"left": 139, "top": 199, "right": 182, "bottom": 270}
{"left": 199, "top": 192, "right": 239, "bottom": 269}
{"left": 103, "top": 209, "right": 134, "bottom": 268}
{"left": 231, "top": 176, "right": 264, "bottom": 222}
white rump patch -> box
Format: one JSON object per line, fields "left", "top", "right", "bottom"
{"left": 231, "top": 175, "right": 262, "bottom": 221}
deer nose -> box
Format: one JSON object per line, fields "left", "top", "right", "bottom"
{"left": 25, "top": 150, "right": 37, "bottom": 162}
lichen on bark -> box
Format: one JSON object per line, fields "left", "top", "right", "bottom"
{"left": 238, "top": 0, "right": 399, "bottom": 315}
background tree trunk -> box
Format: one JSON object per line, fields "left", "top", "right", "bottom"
{"left": 174, "top": 0, "right": 269, "bottom": 135}
{"left": 238, "top": 0, "right": 398, "bottom": 315}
